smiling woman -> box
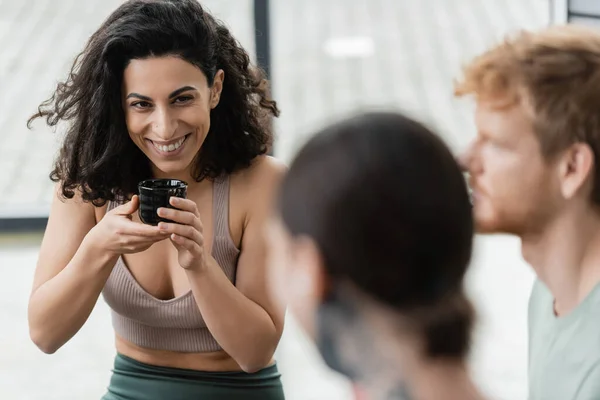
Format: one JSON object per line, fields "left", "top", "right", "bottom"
{"left": 121, "top": 58, "right": 224, "bottom": 179}
{"left": 25, "top": 1, "right": 286, "bottom": 400}
{"left": 29, "top": 0, "right": 278, "bottom": 203}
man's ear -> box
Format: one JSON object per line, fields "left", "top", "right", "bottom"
{"left": 558, "top": 142, "right": 594, "bottom": 200}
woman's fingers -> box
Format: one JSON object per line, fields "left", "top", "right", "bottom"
{"left": 168, "top": 197, "right": 198, "bottom": 215}
{"left": 112, "top": 195, "right": 140, "bottom": 216}
{"left": 117, "top": 221, "right": 167, "bottom": 238}
{"left": 170, "top": 233, "right": 203, "bottom": 255}
{"left": 158, "top": 222, "right": 203, "bottom": 246}
{"left": 156, "top": 207, "right": 201, "bottom": 229}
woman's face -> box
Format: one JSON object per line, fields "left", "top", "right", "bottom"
{"left": 122, "top": 56, "right": 223, "bottom": 178}
{"left": 265, "top": 215, "right": 325, "bottom": 338}
{"left": 266, "top": 215, "right": 413, "bottom": 391}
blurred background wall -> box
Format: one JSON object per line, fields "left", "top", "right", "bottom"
{"left": 1, "top": 0, "right": 582, "bottom": 399}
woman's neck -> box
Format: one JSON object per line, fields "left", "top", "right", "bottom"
{"left": 406, "top": 357, "right": 484, "bottom": 400}
{"left": 355, "top": 353, "right": 483, "bottom": 400}
{"left": 151, "top": 166, "right": 193, "bottom": 183}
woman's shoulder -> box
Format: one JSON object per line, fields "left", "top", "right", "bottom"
{"left": 53, "top": 182, "right": 113, "bottom": 225}
{"left": 230, "top": 155, "right": 287, "bottom": 190}
{"left": 229, "top": 155, "right": 287, "bottom": 213}
{"left": 94, "top": 200, "right": 112, "bottom": 224}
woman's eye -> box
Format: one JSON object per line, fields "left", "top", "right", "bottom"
{"left": 173, "top": 96, "right": 193, "bottom": 104}
{"left": 132, "top": 101, "right": 151, "bottom": 109}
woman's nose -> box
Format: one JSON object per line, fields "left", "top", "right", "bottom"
{"left": 151, "top": 108, "right": 178, "bottom": 140}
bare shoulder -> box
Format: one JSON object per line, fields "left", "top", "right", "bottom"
{"left": 51, "top": 183, "right": 97, "bottom": 214}
{"left": 229, "top": 156, "right": 288, "bottom": 219}
{"left": 46, "top": 183, "right": 103, "bottom": 241}
{"left": 236, "top": 155, "right": 286, "bottom": 181}
{"left": 33, "top": 183, "right": 100, "bottom": 292}
{"left": 51, "top": 183, "right": 109, "bottom": 224}
{"left": 231, "top": 155, "right": 287, "bottom": 196}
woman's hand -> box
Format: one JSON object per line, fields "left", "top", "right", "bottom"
{"left": 157, "top": 197, "right": 207, "bottom": 271}
{"left": 90, "top": 195, "right": 170, "bottom": 255}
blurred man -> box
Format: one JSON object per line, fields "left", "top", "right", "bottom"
{"left": 457, "top": 25, "right": 600, "bottom": 400}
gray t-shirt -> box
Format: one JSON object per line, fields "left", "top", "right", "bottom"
{"left": 528, "top": 279, "right": 600, "bottom": 400}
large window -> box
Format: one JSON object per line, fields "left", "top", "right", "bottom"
{"left": 552, "top": 0, "right": 600, "bottom": 27}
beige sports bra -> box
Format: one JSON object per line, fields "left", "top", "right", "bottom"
{"left": 101, "top": 174, "right": 240, "bottom": 352}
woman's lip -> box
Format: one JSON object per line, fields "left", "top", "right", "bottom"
{"left": 147, "top": 134, "right": 189, "bottom": 157}
{"left": 148, "top": 134, "right": 190, "bottom": 146}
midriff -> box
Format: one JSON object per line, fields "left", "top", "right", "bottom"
{"left": 115, "top": 334, "right": 243, "bottom": 371}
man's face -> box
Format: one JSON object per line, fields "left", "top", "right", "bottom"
{"left": 460, "top": 100, "right": 560, "bottom": 235}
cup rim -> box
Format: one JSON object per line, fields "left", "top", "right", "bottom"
{"left": 138, "top": 178, "right": 188, "bottom": 191}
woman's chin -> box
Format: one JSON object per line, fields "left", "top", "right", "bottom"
{"left": 150, "top": 160, "right": 194, "bottom": 179}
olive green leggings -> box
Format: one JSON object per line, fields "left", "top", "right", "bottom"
{"left": 101, "top": 354, "right": 285, "bottom": 400}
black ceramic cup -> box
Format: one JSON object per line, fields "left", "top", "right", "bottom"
{"left": 138, "top": 179, "right": 188, "bottom": 225}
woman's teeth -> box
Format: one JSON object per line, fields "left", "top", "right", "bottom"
{"left": 153, "top": 136, "right": 185, "bottom": 153}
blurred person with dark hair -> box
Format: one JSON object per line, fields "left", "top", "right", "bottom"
{"left": 457, "top": 25, "right": 600, "bottom": 400}
{"left": 26, "top": 1, "right": 286, "bottom": 398}
{"left": 266, "top": 111, "right": 485, "bottom": 400}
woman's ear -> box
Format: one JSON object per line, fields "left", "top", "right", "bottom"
{"left": 292, "top": 235, "right": 330, "bottom": 302}
{"left": 286, "top": 235, "right": 330, "bottom": 337}
{"left": 210, "top": 69, "right": 225, "bottom": 109}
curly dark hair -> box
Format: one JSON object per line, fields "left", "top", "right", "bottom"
{"left": 28, "top": 0, "right": 279, "bottom": 206}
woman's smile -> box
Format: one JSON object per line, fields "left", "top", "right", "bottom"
{"left": 146, "top": 133, "right": 191, "bottom": 158}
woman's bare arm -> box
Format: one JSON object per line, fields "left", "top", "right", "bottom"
{"left": 27, "top": 185, "right": 118, "bottom": 353}
{"left": 28, "top": 186, "right": 166, "bottom": 354}
{"left": 183, "top": 157, "right": 287, "bottom": 372}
